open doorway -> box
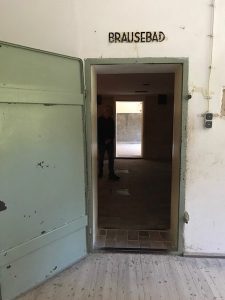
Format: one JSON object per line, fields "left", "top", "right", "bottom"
{"left": 86, "top": 60, "right": 186, "bottom": 253}
{"left": 116, "top": 101, "right": 143, "bottom": 158}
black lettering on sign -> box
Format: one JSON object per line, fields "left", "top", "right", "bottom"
{"left": 134, "top": 32, "right": 140, "bottom": 43}
{"left": 109, "top": 32, "right": 115, "bottom": 43}
{"left": 127, "top": 32, "right": 134, "bottom": 43}
{"left": 115, "top": 32, "right": 121, "bottom": 43}
{"left": 108, "top": 31, "right": 166, "bottom": 43}
{"left": 152, "top": 32, "right": 158, "bottom": 42}
{"left": 141, "top": 32, "right": 145, "bottom": 42}
{"left": 158, "top": 31, "right": 165, "bottom": 42}
{"left": 121, "top": 32, "right": 127, "bottom": 42}
{"left": 146, "top": 32, "right": 152, "bottom": 42}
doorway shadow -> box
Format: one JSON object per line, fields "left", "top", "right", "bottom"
{"left": 98, "top": 158, "right": 171, "bottom": 230}
{"left": 96, "top": 158, "right": 172, "bottom": 250}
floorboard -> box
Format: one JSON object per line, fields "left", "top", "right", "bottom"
{"left": 16, "top": 253, "right": 225, "bottom": 300}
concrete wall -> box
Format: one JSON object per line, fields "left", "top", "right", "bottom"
{"left": 116, "top": 113, "right": 142, "bottom": 143}
{"left": 144, "top": 94, "right": 174, "bottom": 160}
{"left": 1, "top": 0, "right": 225, "bottom": 254}
{"left": 98, "top": 94, "right": 173, "bottom": 160}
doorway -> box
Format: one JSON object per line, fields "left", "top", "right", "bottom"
{"left": 85, "top": 59, "right": 188, "bottom": 254}
{"left": 116, "top": 101, "right": 143, "bottom": 158}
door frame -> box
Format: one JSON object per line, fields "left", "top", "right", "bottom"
{"left": 85, "top": 57, "right": 189, "bottom": 255}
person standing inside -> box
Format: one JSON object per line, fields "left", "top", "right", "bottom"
{"left": 98, "top": 105, "right": 120, "bottom": 181}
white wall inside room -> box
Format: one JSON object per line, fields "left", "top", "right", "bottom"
{"left": 1, "top": 0, "right": 225, "bottom": 254}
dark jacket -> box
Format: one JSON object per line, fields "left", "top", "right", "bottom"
{"left": 97, "top": 116, "right": 115, "bottom": 144}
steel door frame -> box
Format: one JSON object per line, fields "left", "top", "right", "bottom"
{"left": 85, "top": 57, "right": 189, "bottom": 255}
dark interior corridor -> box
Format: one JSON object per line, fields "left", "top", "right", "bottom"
{"left": 95, "top": 65, "right": 177, "bottom": 250}
{"left": 96, "top": 158, "right": 173, "bottom": 250}
{"left": 98, "top": 159, "right": 171, "bottom": 230}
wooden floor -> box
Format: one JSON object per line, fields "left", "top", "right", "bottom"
{"left": 17, "top": 253, "right": 225, "bottom": 300}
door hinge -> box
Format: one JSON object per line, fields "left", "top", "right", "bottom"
{"left": 89, "top": 227, "right": 92, "bottom": 235}
{"left": 84, "top": 89, "right": 87, "bottom": 99}
{"left": 85, "top": 187, "right": 89, "bottom": 199}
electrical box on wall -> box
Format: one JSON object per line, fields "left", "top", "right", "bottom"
{"left": 204, "top": 113, "right": 213, "bottom": 128}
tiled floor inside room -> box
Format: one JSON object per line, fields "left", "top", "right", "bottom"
{"left": 95, "top": 228, "right": 172, "bottom": 250}
{"left": 97, "top": 159, "right": 173, "bottom": 250}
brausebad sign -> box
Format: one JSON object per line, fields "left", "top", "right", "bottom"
{"left": 108, "top": 31, "right": 166, "bottom": 43}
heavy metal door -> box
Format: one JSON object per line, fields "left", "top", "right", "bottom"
{"left": 0, "top": 43, "right": 87, "bottom": 300}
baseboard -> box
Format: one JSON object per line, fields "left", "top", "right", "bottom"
{"left": 183, "top": 252, "right": 225, "bottom": 258}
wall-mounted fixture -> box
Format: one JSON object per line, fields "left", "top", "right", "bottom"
{"left": 204, "top": 112, "right": 213, "bottom": 128}
{"left": 185, "top": 94, "right": 192, "bottom": 100}
{"left": 183, "top": 211, "right": 190, "bottom": 224}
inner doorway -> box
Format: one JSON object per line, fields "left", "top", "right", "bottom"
{"left": 116, "top": 101, "right": 143, "bottom": 158}
{"left": 86, "top": 60, "right": 186, "bottom": 253}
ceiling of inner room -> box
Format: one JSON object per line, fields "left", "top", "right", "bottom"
{"left": 95, "top": 63, "right": 178, "bottom": 74}
{"left": 96, "top": 63, "right": 176, "bottom": 95}
{"left": 97, "top": 73, "right": 174, "bottom": 95}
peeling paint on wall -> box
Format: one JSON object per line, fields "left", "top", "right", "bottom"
{"left": 36, "top": 161, "right": 49, "bottom": 169}
{"left": 190, "top": 85, "right": 209, "bottom": 99}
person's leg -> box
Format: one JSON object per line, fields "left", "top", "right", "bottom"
{"left": 107, "top": 142, "right": 120, "bottom": 180}
{"left": 98, "top": 143, "right": 105, "bottom": 177}
{"left": 106, "top": 142, "right": 114, "bottom": 174}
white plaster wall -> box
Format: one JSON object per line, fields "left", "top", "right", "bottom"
{"left": 0, "top": 0, "right": 81, "bottom": 56}
{"left": 0, "top": 0, "right": 225, "bottom": 254}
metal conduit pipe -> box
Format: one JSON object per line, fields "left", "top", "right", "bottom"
{"left": 206, "top": 0, "right": 216, "bottom": 112}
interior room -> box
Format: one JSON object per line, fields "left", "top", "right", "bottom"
{"left": 94, "top": 64, "right": 179, "bottom": 251}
